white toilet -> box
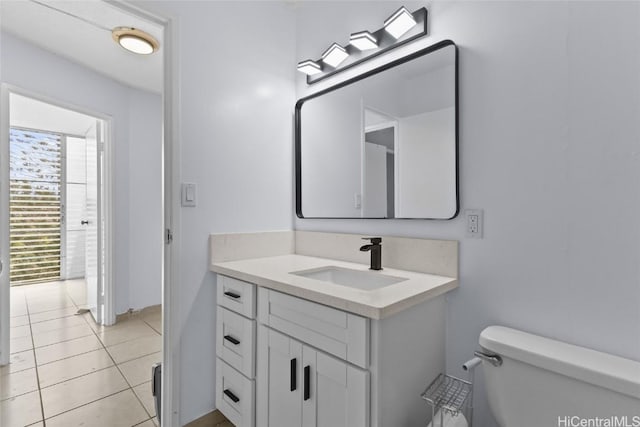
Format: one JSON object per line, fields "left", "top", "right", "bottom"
{"left": 477, "top": 326, "right": 640, "bottom": 427}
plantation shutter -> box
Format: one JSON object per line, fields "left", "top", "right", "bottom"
{"left": 9, "top": 128, "right": 62, "bottom": 284}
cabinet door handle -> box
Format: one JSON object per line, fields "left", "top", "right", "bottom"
{"left": 303, "top": 365, "right": 311, "bottom": 401}
{"left": 223, "top": 389, "right": 240, "bottom": 403}
{"left": 223, "top": 335, "right": 240, "bottom": 345}
{"left": 290, "top": 358, "right": 297, "bottom": 391}
{"left": 223, "top": 291, "right": 241, "bottom": 300}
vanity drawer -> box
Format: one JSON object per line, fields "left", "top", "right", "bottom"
{"left": 258, "top": 288, "right": 369, "bottom": 369}
{"left": 216, "top": 357, "right": 255, "bottom": 427}
{"left": 218, "top": 275, "right": 256, "bottom": 319}
{"left": 217, "top": 307, "right": 256, "bottom": 378}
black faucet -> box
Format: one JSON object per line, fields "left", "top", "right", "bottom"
{"left": 360, "top": 237, "right": 382, "bottom": 271}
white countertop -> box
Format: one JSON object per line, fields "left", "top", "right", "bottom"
{"left": 210, "top": 254, "right": 457, "bottom": 319}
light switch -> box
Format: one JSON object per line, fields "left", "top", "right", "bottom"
{"left": 182, "top": 183, "right": 197, "bottom": 207}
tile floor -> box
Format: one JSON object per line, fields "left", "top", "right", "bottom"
{"left": 2, "top": 279, "right": 162, "bottom": 427}
{"left": 184, "top": 410, "right": 233, "bottom": 427}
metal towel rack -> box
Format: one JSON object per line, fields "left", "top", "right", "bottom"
{"left": 421, "top": 373, "right": 473, "bottom": 426}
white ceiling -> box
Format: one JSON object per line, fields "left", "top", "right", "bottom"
{"left": 0, "top": 0, "right": 163, "bottom": 93}
{"left": 10, "top": 93, "right": 98, "bottom": 136}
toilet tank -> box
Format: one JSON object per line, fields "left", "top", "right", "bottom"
{"left": 479, "top": 326, "right": 640, "bottom": 427}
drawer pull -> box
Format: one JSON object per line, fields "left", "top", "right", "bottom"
{"left": 303, "top": 365, "right": 311, "bottom": 401}
{"left": 290, "top": 358, "right": 297, "bottom": 391}
{"left": 223, "top": 291, "right": 241, "bottom": 300}
{"left": 223, "top": 389, "right": 240, "bottom": 403}
{"left": 223, "top": 335, "right": 240, "bottom": 345}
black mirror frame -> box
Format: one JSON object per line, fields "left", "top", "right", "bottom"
{"left": 295, "top": 39, "right": 459, "bottom": 220}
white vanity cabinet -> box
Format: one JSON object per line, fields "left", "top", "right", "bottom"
{"left": 215, "top": 275, "right": 257, "bottom": 427}
{"left": 255, "top": 326, "right": 369, "bottom": 427}
{"left": 256, "top": 292, "right": 370, "bottom": 427}
{"left": 215, "top": 274, "right": 446, "bottom": 427}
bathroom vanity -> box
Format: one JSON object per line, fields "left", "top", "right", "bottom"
{"left": 204, "top": 38, "right": 462, "bottom": 426}
{"left": 210, "top": 231, "right": 458, "bottom": 427}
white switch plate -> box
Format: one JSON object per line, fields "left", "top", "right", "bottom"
{"left": 181, "top": 183, "right": 197, "bottom": 207}
{"left": 465, "top": 209, "right": 483, "bottom": 238}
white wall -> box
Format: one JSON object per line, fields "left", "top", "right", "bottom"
{"left": 1, "top": 32, "right": 163, "bottom": 313}
{"left": 295, "top": 2, "right": 640, "bottom": 426}
{"left": 130, "top": 1, "right": 296, "bottom": 424}
{"left": 128, "top": 89, "right": 163, "bottom": 309}
{"left": 301, "top": 87, "right": 363, "bottom": 217}
{"left": 397, "top": 108, "right": 456, "bottom": 218}
{"left": 399, "top": 63, "right": 454, "bottom": 116}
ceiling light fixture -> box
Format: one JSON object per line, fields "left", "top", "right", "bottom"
{"left": 299, "top": 6, "right": 427, "bottom": 85}
{"left": 321, "top": 43, "right": 349, "bottom": 68}
{"left": 383, "top": 6, "right": 417, "bottom": 39}
{"left": 349, "top": 31, "right": 378, "bottom": 51}
{"left": 297, "top": 60, "right": 322, "bottom": 76}
{"left": 112, "top": 27, "right": 159, "bottom": 55}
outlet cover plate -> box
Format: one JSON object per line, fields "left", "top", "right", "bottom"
{"left": 465, "top": 209, "right": 483, "bottom": 238}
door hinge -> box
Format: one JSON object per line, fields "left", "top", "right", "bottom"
{"left": 165, "top": 228, "right": 173, "bottom": 244}
{"left": 98, "top": 142, "right": 105, "bottom": 152}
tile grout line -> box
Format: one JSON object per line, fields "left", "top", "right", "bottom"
{"left": 96, "top": 326, "right": 157, "bottom": 420}
{"left": 64, "top": 285, "right": 159, "bottom": 423}
{"left": 29, "top": 309, "right": 81, "bottom": 325}
{"left": 35, "top": 283, "right": 134, "bottom": 424}
{"left": 25, "top": 291, "right": 48, "bottom": 427}
{"left": 14, "top": 281, "right": 160, "bottom": 426}
{"left": 133, "top": 417, "right": 158, "bottom": 427}
{"left": 43, "top": 388, "right": 134, "bottom": 422}
{"left": 32, "top": 280, "right": 87, "bottom": 425}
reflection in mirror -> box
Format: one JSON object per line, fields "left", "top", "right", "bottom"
{"left": 296, "top": 40, "right": 458, "bottom": 219}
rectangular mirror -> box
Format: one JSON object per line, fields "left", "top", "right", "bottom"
{"left": 295, "top": 40, "right": 458, "bottom": 219}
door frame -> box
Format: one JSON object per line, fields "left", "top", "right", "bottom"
{"left": 1, "top": 4, "right": 180, "bottom": 425}
{"left": 0, "top": 84, "right": 115, "bottom": 352}
{"left": 0, "top": 85, "right": 9, "bottom": 366}
{"left": 108, "top": 1, "right": 181, "bottom": 425}
{"left": 361, "top": 118, "right": 398, "bottom": 219}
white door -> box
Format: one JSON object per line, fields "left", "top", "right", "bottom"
{"left": 84, "top": 121, "right": 102, "bottom": 323}
{"left": 257, "top": 326, "right": 303, "bottom": 427}
{"left": 301, "top": 345, "right": 369, "bottom": 427}
{"left": 62, "top": 136, "right": 87, "bottom": 279}
{"left": 0, "top": 87, "right": 9, "bottom": 365}
{"left": 362, "top": 142, "right": 388, "bottom": 218}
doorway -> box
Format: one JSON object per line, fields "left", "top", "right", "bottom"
{"left": 362, "top": 107, "right": 398, "bottom": 219}
{"left": 0, "top": 0, "right": 173, "bottom": 424}
{"left": 3, "top": 91, "right": 112, "bottom": 327}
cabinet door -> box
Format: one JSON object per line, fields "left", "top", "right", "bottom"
{"left": 301, "top": 345, "right": 369, "bottom": 427}
{"left": 257, "top": 326, "right": 302, "bottom": 427}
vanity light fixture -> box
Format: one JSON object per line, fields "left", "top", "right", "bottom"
{"left": 112, "top": 27, "right": 159, "bottom": 55}
{"left": 299, "top": 6, "right": 427, "bottom": 84}
{"left": 349, "top": 31, "right": 378, "bottom": 51}
{"left": 321, "top": 43, "right": 349, "bottom": 68}
{"left": 383, "top": 6, "right": 417, "bottom": 39}
{"left": 297, "top": 60, "right": 322, "bottom": 76}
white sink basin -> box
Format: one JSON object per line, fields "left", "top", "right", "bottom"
{"left": 290, "top": 266, "right": 407, "bottom": 291}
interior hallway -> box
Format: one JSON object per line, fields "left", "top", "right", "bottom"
{"left": 2, "top": 280, "right": 161, "bottom": 426}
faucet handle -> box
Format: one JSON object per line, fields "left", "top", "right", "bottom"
{"left": 362, "top": 237, "right": 382, "bottom": 245}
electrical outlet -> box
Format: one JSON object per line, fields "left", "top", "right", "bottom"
{"left": 465, "top": 209, "right": 483, "bottom": 238}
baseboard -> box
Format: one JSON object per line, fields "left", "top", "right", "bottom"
{"left": 115, "top": 304, "right": 161, "bottom": 323}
